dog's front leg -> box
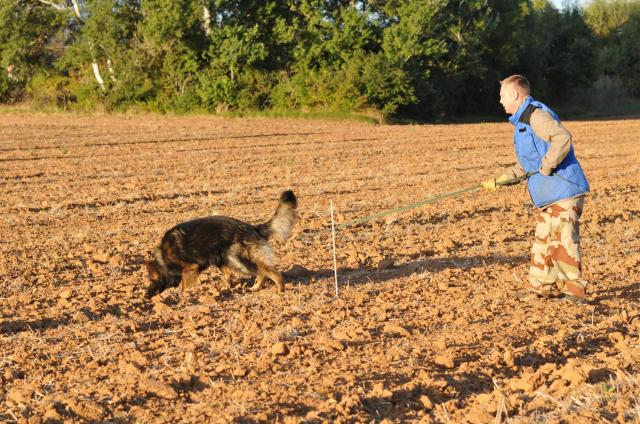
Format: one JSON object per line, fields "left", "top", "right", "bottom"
{"left": 220, "top": 266, "right": 234, "bottom": 289}
{"left": 255, "top": 264, "right": 285, "bottom": 293}
{"left": 251, "top": 275, "right": 266, "bottom": 292}
{"left": 271, "top": 272, "right": 284, "bottom": 293}
{"left": 180, "top": 264, "right": 200, "bottom": 293}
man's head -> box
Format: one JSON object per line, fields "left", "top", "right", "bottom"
{"left": 499, "top": 75, "right": 530, "bottom": 115}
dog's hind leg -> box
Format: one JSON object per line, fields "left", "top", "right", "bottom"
{"left": 180, "top": 264, "right": 200, "bottom": 293}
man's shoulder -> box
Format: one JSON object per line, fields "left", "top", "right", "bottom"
{"left": 519, "top": 103, "right": 539, "bottom": 125}
{"left": 529, "top": 106, "right": 571, "bottom": 142}
{"left": 529, "top": 108, "right": 555, "bottom": 127}
{"left": 530, "top": 107, "right": 553, "bottom": 119}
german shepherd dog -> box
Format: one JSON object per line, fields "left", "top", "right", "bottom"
{"left": 145, "top": 190, "right": 297, "bottom": 298}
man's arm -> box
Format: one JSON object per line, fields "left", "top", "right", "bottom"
{"left": 530, "top": 109, "right": 572, "bottom": 176}
{"left": 504, "top": 163, "right": 526, "bottom": 179}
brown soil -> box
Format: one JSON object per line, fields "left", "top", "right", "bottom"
{"left": 1, "top": 113, "right": 639, "bottom": 423}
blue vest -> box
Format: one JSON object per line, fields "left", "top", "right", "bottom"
{"left": 509, "top": 97, "right": 589, "bottom": 208}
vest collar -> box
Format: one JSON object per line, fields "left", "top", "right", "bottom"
{"left": 509, "top": 96, "right": 533, "bottom": 125}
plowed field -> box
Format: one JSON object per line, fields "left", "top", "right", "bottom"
{"left": 1, "top": 113, "right": 639, "bottom": 423}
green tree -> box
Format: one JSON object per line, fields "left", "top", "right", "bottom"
{"left": 0, "top": 1, "right": 67, "bottom": 99}
{"left": 611, "top": 11, "right": 640, "bottom": 95}
{"left": 0, "top": 0, "right": 625, "bottom": 117}
{"left": 380, "top": 0, "right": 447, "bottom": 117}
{"left": 585, "top": 0, "right": 640, "bottom": 97}
{"left": 135, "top": 0, "right": 207, "bottom": 111}
{"left": 584, "top": 0, "right": 640, "bottom": 37}
{"left": 518, "top": 0, "right": 598, "bottom": 101}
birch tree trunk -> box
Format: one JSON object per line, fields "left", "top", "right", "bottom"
{"left": 70, "top": 0, "right": 82, "bottom": 20}
{"left": 92, "top": 62, "right": 106, "bottom": 91}
{"left": 202, "top": 2, "right": 212, "bottom": 36}
{"left": 107, "top": 59, "right": 116, "bottom": 82}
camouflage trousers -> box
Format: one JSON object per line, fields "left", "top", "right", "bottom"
{"left": 528, "top": 196, "right": 587, "bottom": 293}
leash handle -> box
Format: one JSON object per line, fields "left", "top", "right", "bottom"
{"left": 496, "top": 171, "right": 537, "bottom": 187}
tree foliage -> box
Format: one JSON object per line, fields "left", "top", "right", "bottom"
{"left": 585, "top": 0, "right": 640, "bottom": 96}
{"left": 0, "top": 0, "right": 638, "bottom": 118}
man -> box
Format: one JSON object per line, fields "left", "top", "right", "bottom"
{"left": 482, "top": 75, "right": 590, "bottom": 302}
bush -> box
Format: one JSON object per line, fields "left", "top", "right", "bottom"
{"left": 27, "top": 72, "right": 74, "bottom": 110}
{"left": 358, "top": 52, "right": 416, "bottom": 117}
{"left": 0, "top": 72, "right": 11, "bottom": 101}
{"left": 269, "top": 53, "right": 414, "bottom": 117}
{"left": 196, "top": 67, "right": 238, "bottom": 111}
{"left": 0, "top": 69, "right": 25, "bottom": 104}
{"left": 270, "top": 65, "right": 361, "bottom": 113}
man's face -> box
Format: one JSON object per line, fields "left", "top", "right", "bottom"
{"left": 499, "top": 84, "right": 520, "bottom": 115}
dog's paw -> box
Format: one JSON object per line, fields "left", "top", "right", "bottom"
{"left": 250, "top": 280, "right": 264, "bottom": 291}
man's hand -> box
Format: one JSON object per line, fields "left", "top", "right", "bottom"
{"left": 481, "top": 178, "right": 497, "bottom": 191}
{"left": 481, "top": 174, "right": 511, "bottom": 191}
{"left": 539, "top": 166, "right": 552, "bottom": 176}
{"left": 496, "top": 174, "right": 511, "bottom": 185}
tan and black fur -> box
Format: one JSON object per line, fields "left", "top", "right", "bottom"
{"left": 145, "top": 190, "right": 297, "bottom": 297}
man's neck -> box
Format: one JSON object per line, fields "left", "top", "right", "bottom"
{"left": 516, "top": 95, "right": 530, "bottom": 111}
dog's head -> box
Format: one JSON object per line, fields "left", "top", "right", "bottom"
{"left": 144, "top": 250, "right": 180, "bottom": 298}
{"left": 144, "top": 257, "right": 163, "bottom": 282}
{"left": 144, "top": 257, "right": 164, "bottom": 298}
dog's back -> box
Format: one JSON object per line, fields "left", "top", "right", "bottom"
{"left": 162, "top": 216, "right": 255, "bottom": 266}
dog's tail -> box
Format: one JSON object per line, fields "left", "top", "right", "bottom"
{"left": 257, "top": 190, "right": 297, "bottom": 240}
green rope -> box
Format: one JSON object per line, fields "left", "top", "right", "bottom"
{"left": 302, "top": 172, "right": 534, "bottom": 236}
{"left": 333, "top": 184, "right": 482, "bottom": 230}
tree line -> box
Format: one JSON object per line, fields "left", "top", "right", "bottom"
{"left": 0, "top": 0, "right": 638, "bottom": 120}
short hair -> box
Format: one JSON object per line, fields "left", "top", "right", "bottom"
{"left": 500, "top": 75, "right": 530, "bottom": 96}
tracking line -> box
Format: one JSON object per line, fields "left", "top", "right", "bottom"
{"left": 303, "top": 172, "right": 534, "bottom": 237}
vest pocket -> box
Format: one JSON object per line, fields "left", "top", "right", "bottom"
{"left": 554, "top": 169, "right": 589, "bottom": 189}
{"left": 516, "top": 133, "right": 542, "bottom": 172}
